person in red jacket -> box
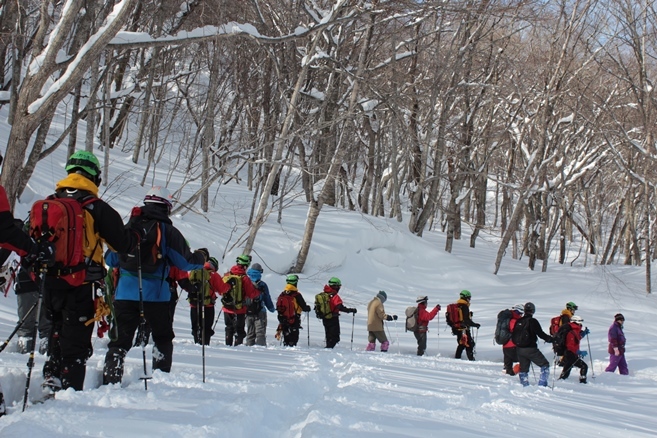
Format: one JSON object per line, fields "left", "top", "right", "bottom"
{"left": 321, "top": 277, "right": 356, "bottom": 349}
{"left": 219, "top": 254, "right": 260, "bottom": 346}
{"left": 503, "top": 304, "right": 524, "bottom": 375}
{"left": 558, "top": 315, "right": 589, "bottom": 383}
{"left": 166, "top": 265, "right": 196, "bottom": 323}
{"left": 188, "top": 257, "right": 230, "bottom": 345}
{"left": 413, "top": 296, "right": 440, "bottom": 356}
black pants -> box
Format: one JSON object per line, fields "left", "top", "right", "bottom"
{"left": 503, "top": 347, "right": 519, "bottom": 374}
{"left": 281, "top": 321, "right": 300, "bottom": 346}
{"left": 560, "top": 350, "right": 588, "bottom": 380}
{"left": 414, "top": 330, "right": 428, "bottom": 356}
{"left": 190, "top": 305, "right": 215, "bottom": 345}
{"left": 455, "top": 329, "right": 475, "bottom": 360}
{"left": 43, "top": 283, "right": 95, "bottom": 391}
{"left": 323, "top": 316, "right": 341, "bottom": 348}
{"left": 103, "top": 300, "right": 174, "bottom": 385}
{"left": 517, "top": 346, "right": 550, "bottom": 373}
{"left": 224, "top": 312, "right": 246, "bottom": 346}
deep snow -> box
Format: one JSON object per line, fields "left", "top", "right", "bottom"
{"left": 0, "top": 140, "right": 655, "bottom": 438}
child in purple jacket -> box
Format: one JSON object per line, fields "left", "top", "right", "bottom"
{"left": 605, "top": 313, "right": 628, "bottom": 375}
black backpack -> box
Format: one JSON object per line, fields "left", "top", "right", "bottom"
{"left": 119, "top": 217, "right": 163, "bottom": 274}
{"left": 511, "top": 316, "right": 532, "bottom": 348}
{"left": 552, "top": 323, "right": 572, "bottom": 356}
{"left": 494, "top": 309, "right": 513, "bottom": 345}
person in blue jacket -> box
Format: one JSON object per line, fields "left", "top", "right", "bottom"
{"left": 245, "top": 263, "right": 275, "bottom": 346}
{"left": 102, "top": 187, "right": 208, "bottom": 385}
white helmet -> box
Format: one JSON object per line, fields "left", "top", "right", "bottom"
{"left": 144, "top": 186, "right": 173, "bottom": 211}
{"left": 512, "top": 304, "right": 524, "bottom": 315}
{"left": 571, "top": 315, "right": 584, "bottom": 325}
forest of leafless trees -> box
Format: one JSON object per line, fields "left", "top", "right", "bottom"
{"left": 0, "top": 0, "right": 655, "bottom": 289}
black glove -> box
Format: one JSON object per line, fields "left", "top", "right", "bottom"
{"left": 393, "top": 315, "right": 398, "bottom": 321}
{"left": 473, "top": 323, "right": 481, "bottom": 329}
{"left": 386, "top": 315, "right": 393, "bottom": 321}
{"left": 435, "top": 305, "right": 441, "bottom": 311}
{"left": 196, "top": 248, "right": 210, "bottom": 261}
{"left": 129, "top": 222, "right": 148, "bottom": 243}
{"left": 350, "top": 308, "right": 357, "bottom": 314}
{"left": 36, "top": 241, "right": 56, "bottom": 267}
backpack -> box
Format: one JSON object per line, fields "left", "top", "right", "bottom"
{"left": 314, "top": 292, "right": 332, "bottom": 320}
{"left": 221, "top": 273, "right": 244, "bottom": 310}
{"left": 445, "top": 303, "right": 462, "bottom": 329}
{"left": 511, "top": 317, "right": 532, "bottom": 348}
{"left": 188, "top": 269, "right": 214, "bottom": 306}
{"left": 552, "top": 323, "right": 572, "bottom": 356}
{"left": 277, "top": 292, "right": 298, "bottom": 324}
{"left": 405, "top": 306, "right": 418, "bottom": 332}
{"left": 119, "top": 216, "right": 163, "bottom": 274}
{"left": 549, "top": 315, "right": 562, "bottom": 336}
{"left": 494, "top": 309, "right": 513, "bottom": 345}
{"left": 29, "top": 195, "right": 99, "bottom": 286}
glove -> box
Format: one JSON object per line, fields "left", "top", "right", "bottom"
{"left": 386, "top": 315, "right": 393, "bottom": 321}
{"left": 581, "top": 327, "right": 590, "bottom": 337}
{"left": 435, "top": 305, "right": 441, "bottom": 311}
{"left": 393, "top": 315, "right": 398, "bottom": 321}
{"left": 349, "top": 308, "right": 357, "bottom": 314}
{"left": 129, "top": 222, "right": 148, "bottom": 243}
{"left": 613, "top": 347, "right": 620, "bottom": 356}
{"left": 547, "top": 336, "right": 554, "bottom": 344}
{"left": 578, "top": 350, "right": 588, "bottom": 358}
{"left": 36, "top": 241, "right": 56, "bottom": 267}
{"left": 473, "top": 323, "right": 481, "bottom": 329}
{"left": 196, "top": 248, "right": 210, "bottom": 261}
{"left": 304, "top": 305, "right": 311, "bottom": 312}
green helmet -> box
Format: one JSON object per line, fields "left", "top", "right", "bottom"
{"left": 236, "top": 254, "right": 251, "bottom": 266}
{"left": 566, "top": 301, "right": 578, "bottom": 311}
{"left": 328, "top": 277, "right": 342, "bottom": 287}
{"left": 286, "top": 274, "right": 299, "bottom": 285}
{"left": 460, "top": 290, "right": 471, "bottom": 299}
{"left": 65, "top": 150, "right": 101, "bottom": 177}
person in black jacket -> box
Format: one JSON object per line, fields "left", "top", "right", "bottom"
{"left": 41, "top": 150, "right": 142, "bottom": 392}
{"left": 515, "top": 302, "right": 553, "bottom": 387}
{"left": 453, "top": 290, "right": 480, "bottom": 361}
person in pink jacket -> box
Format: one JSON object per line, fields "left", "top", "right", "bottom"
{"left": 413, "top": 296, "right": 440, "bottom": 356}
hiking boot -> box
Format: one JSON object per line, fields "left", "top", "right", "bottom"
{"left": 38, "top": 338, "right": 49, "bottom": 355}
{"left": 366, "top": 342, "right": 376, "bottom": 351}
{"left": 579, "top": 376, "right": 587, "bottom": 384}
{"left": 17, "top": 337, "right": 34, "bottom": 354}
{"left": 519, "top": 372, "right": 530, "bottom": 387}
{"left": 42, "top": 377, "right": 62, "bottom": 393}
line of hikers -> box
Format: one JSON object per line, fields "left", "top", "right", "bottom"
{"left": 0, "top": 150, "right": 630, "bottom": 415}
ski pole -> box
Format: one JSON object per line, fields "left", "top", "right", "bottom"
{"left": 385, "top": 321, "right": 393, "bottom": 350}
{"left": 394, "top": 318, "right": 400, "bottom": 355}
{"left": 212, "top": 308, "right": 223, "bottom": 331}
{"left": 551, "top": 353, "right": 558, "bottom": 390}
{"left": 585, "top": 329, "right": 595, "bottom": 379}
{"left": 436, "top": 312, "right": 440, "bottom": 356}
{"left": 307, "top": 312, "right": 310, "bottom": 347}
{"left": 137, "top": 242, "right": 152, "bottom": 390}
{"left": 350, "top": 313, "right": 355, "bottom": 351}
{"left": 201, "top": 269, "right": 206, "bottom": 383}
{"left": 22, "top": 267, "right": 46, "bottom": 411}
{"left": 0, "top": 302, "right": 37, "bottom": 354}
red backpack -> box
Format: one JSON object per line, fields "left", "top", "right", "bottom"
{"left": 29, "top": 195, "right": 97, "bottom": 286}
{"left": 276, "top": 292, "right": 298, "bottom": 324}
{"left": 445, "top": 303, "right": 462, "bottom": 329}
{"left": 549, "top": 315, "right": 562, "bottom": 336}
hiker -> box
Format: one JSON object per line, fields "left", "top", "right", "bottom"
{"left": 514, "top": 302, "right": 553, "bottom": 387}
{"left": 605, "top": 313, "right": 628, "bottom": 375}
{"left": 558, "top": 315, "right": 589, "bottom": 383}
{"left": 188, "top": 257, "right": 230, "bottom": 345}
{"left": 502, "top": 304, "right": 524, "bottom": 375}
{"left": 0, "top": 151, "right": 55, "bottom": 414}
{"left": 366, "top": 291, "right": 397, "bottom": 352}
{"left": 103, "top": 186, "right": 208, "bottom": 385}
{"left": 319, "top": 277, "right": 356, "bottom": 349}
{"left": 245, "top": 263, "right": 275, "bottom": 347}
{"left": 275, "top": 274, "right": 311, "bottom": 347}
{"left": 219, "top": 254, "right": 261, "bottom": 346}
{"left": 449, "top": 290, "right": 480, "bottom": 361}
{"left": 38, "top": 150, "right": 140, "bottom": 392}
{"left": 412, "top": 296, "right": 440, "bottom": 356}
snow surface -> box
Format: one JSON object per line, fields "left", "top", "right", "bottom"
{"left": 0, "top": 132, "right": 656, "bottom": 438}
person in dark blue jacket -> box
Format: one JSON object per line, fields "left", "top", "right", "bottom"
{"left": 102, "top": 187, "right": 207, "bottom": 385}
{"left": 245, "top": 263, "right": 275, "bottom": 346}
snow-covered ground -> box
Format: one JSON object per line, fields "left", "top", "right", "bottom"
{"left": 0, "top": 144, "right": 655, "bottom": 437}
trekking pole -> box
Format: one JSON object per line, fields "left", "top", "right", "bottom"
{"left": 306, "top": 312, "right": 310, "bottom": 347}
{"left": 212, "top": 308, "right": 223, "bottom": 331}
{"left": 137, "top": 242, "right": 152, "bottom": 390}
{"left": 585, "top": 330, "right": 595, "bottom": 379}
{"left": 201, "top": 270, "right": 206, "bottom": 383}
{"left": 551, "top": 353, "right": 558, "bottom": 390}
{"left": 22, "top": 267, "right": 46, "bottom": 411}
{"left": 436, "top": 313, "right": 440, "bottom": 356}
{"left": 0, "top": 302, "right": 37, "bottom": 353}
{"left": 385, "top": 321, "right": 393, "bottom": 351}
{"left": 394, "top": 319, "right": 400, "bottom": 355}
{"left": 350, "top": 313, "right": 355, "bottom": 351}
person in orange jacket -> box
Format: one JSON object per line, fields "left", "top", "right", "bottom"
{"left": 219, "top": 254, "right": 260, "bottom": 346}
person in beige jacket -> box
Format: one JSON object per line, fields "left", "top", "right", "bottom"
{"left": 366, "top": 291, "right": 397, "bottom": 352}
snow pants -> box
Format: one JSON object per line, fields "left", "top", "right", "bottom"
{"left": 246, "top": 312, "right": 268, "bottom": 346}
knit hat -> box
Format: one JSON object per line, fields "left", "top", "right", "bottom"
{"left": 377, "top": 291, "right": 387, "bottom": 303}
{"left": 416, "top": 295, "right": 428, "bottom": 304}
{"left": 614, "top": 313, "right": 625, "bottom": 322}
{"left": 251, "top": 263, "right": 263, "bottom": 272}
